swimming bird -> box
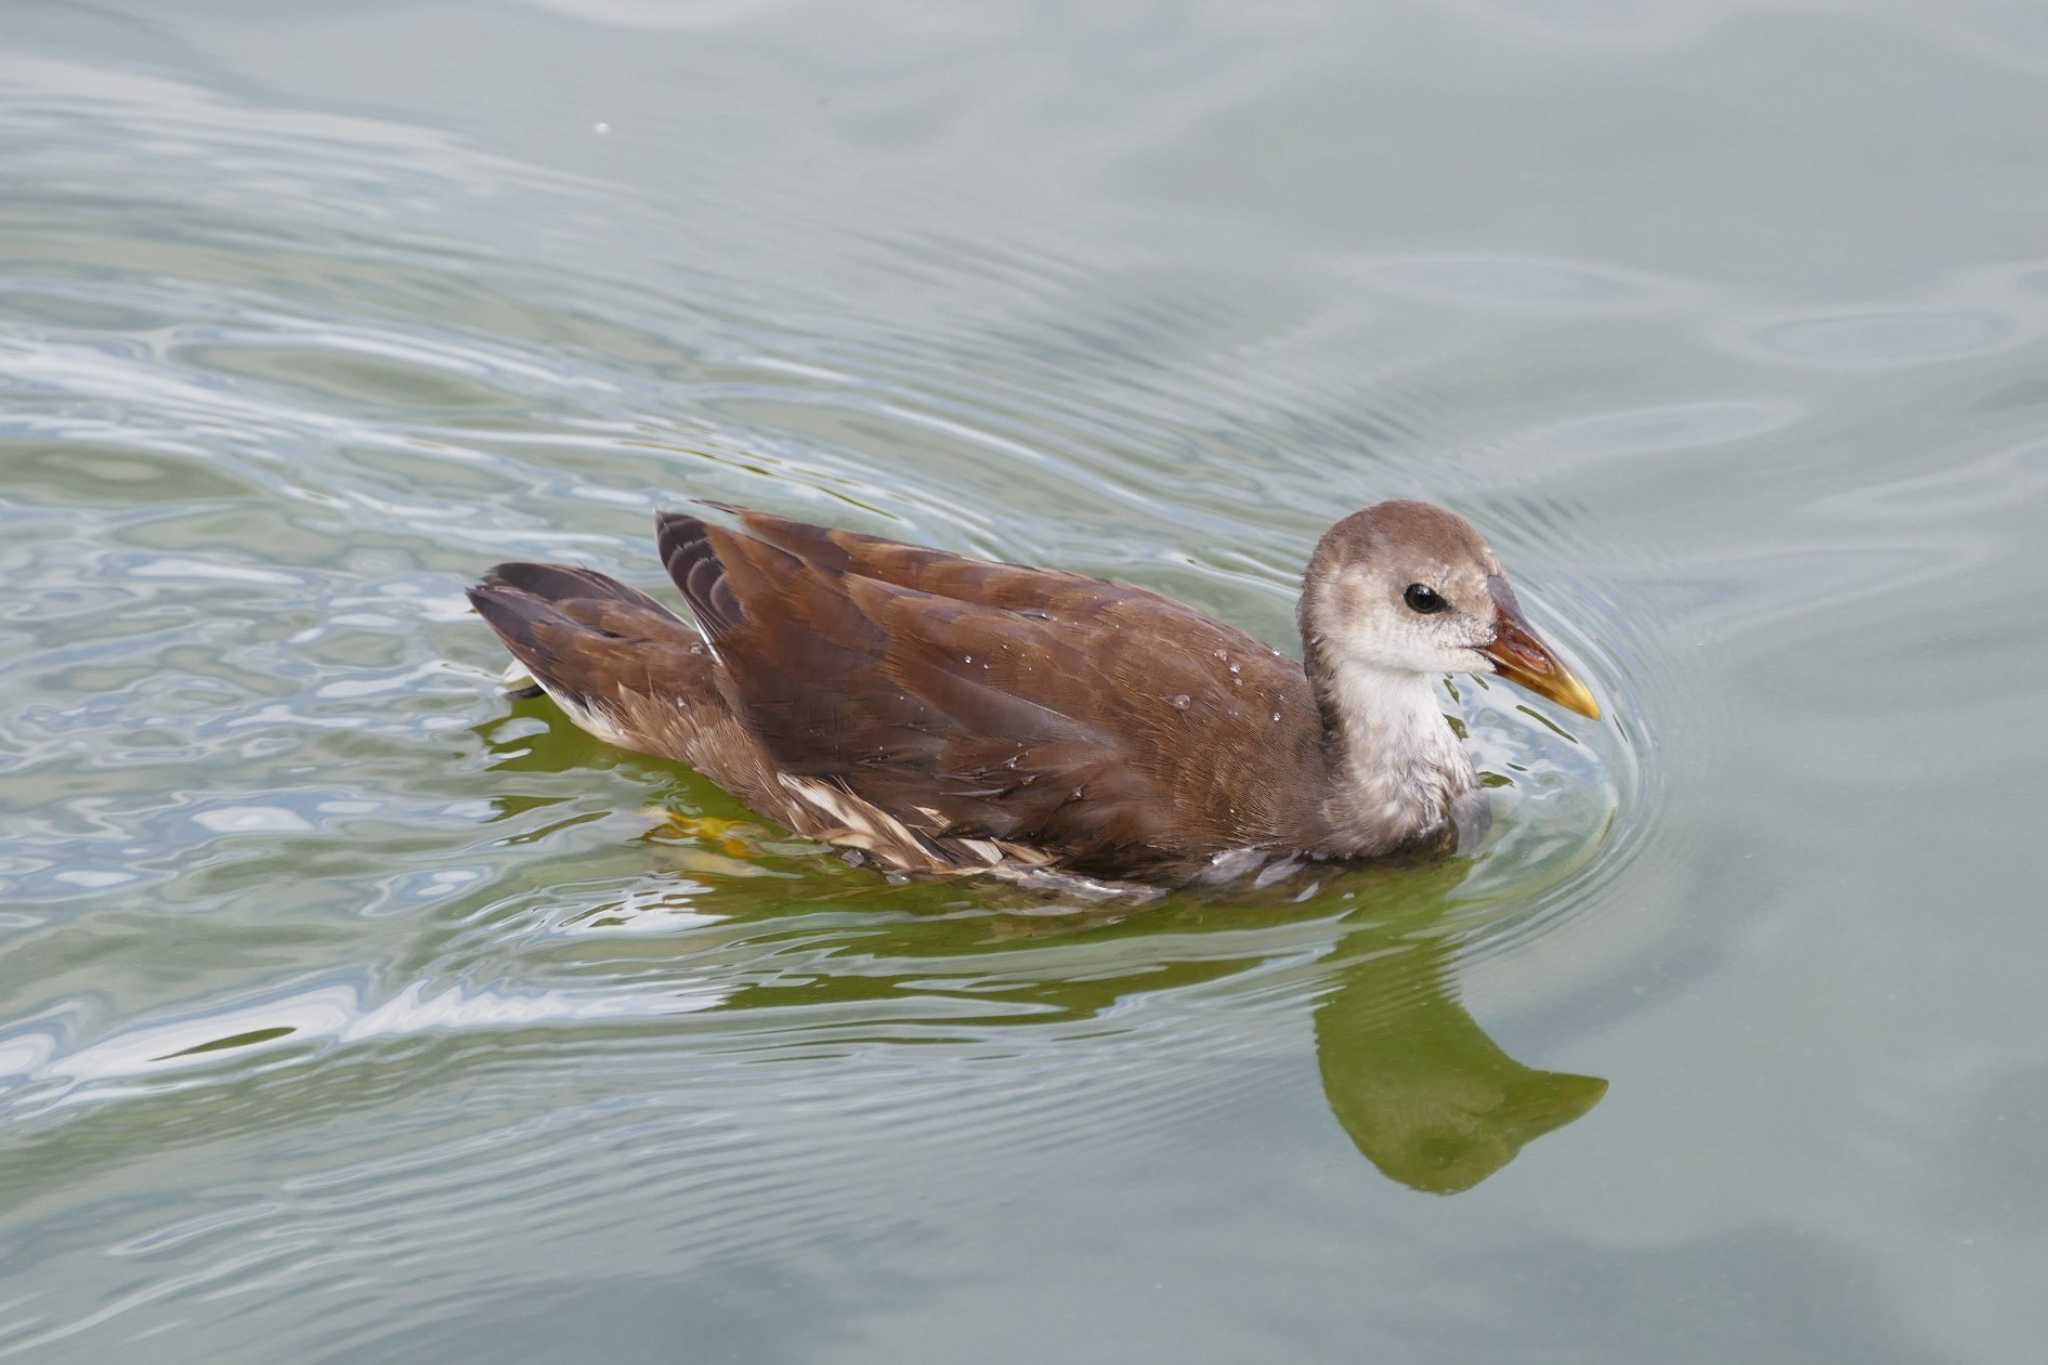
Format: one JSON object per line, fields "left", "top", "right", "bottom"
{"left": 467, "top": 501, "right": 1600, "bottom": 888}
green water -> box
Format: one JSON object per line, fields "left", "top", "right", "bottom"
{"left": 4, "top": 3, "right": 2046, "bottom": 1361}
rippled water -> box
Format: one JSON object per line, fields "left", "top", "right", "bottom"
{"left": 5, "top": 3, "right": 2047, "bottom": 1361}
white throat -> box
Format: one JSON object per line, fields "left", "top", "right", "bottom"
{"left": 1322, "top": 664, "right": 1474, "bottom": 852}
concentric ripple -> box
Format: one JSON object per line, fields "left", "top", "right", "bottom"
{"left": 0, "top": 24, "right": 1689, "bottom": 1363}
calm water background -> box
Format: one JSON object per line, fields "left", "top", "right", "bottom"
{"left": 3, "top": 1, "right": 2045, "bottom": 1360}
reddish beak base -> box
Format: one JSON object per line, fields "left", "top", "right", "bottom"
{"left": 1478, "top": 576, "right": 1602, "bottom": 721}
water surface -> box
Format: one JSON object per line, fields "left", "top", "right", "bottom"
{"left": 4, "top": 2, "right": 2047, "bottom": 1361}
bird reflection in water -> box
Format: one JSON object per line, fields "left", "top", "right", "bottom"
{"left": 1308, "top": 880, "right": 1607, "bottom": 1194}
{"left": 481, "top": 702, "right": 1607, "bottom": 1196}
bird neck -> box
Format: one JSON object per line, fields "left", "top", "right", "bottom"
{"left": 1303, "top": 639, "right": 1474, "bottom": 854}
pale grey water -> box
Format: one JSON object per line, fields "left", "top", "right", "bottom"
{"left": 2, "top": 2, "right": 2045, "bottom": 1361}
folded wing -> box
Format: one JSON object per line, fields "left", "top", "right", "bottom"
{"left": 655, "top": 507, "right": 1320, "bottom": 875}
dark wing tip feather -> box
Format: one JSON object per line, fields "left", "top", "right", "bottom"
{"left": 655, "top": 509, "right": 745, "bottom": 637}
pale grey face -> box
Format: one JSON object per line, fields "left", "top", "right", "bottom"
{"left": 1306, "top": 500, "right": 1506, "bottom": 677}
{"left": 1316, "top": 555, "right": 1499, "bottom": 675}
{"left": 1301, "top": 499, "right": 1603, "bottom": 720}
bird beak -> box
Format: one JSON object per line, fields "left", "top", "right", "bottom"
{"left": 1480, "top": 576, "right": 1602, "bottom": 720}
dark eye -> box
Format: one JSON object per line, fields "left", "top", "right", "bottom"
{"left": 1404, "top": 583, "right": 1448, "bottom": 614}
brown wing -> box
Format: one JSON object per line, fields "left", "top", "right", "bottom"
{"left": 654, "top": 507, "right": 1327, "bottom": 876}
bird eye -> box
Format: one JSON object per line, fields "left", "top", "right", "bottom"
{"left": 1404, "top": 583, "right": 1448, "bottom": 614}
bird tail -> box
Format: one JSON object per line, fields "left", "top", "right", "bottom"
{"left": 466, "top": 562, "right": 708, "bottom": 751}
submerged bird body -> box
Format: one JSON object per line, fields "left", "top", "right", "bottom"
{"left": 468, "top": 501, "right": 1598, "bottom": 888}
